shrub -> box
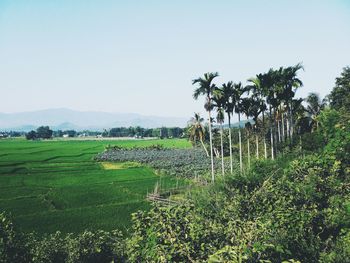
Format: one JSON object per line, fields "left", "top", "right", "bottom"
{"left": 301, "top": 132, "right": 324, "bottom": 152}
{"left": 30, "top": 231, "right": 70, "bottom": 263}
{"left": 0, "top": 212, "right": 31, "bottom": 262}
{"left": 67, "top": 230, "right": 126, "bottom": 263}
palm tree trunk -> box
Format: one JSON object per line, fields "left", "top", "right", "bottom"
{"left": 274, "top": 108, "right": 278, "bottom": 157}
{"left": 200, "top": 138, "right": 209, "bottom": 157}
{"left": 269, "top": 105, "right": 274, "bottom": 160}
{"left": 277, "top": 118, "right": 281, "bottom": 143}
{"left": 208, "top": 107, "right": 215, "bottom": 182}
{"left": 282, "top": 111, "right": 285, "bottom": 142}
{"left": 290, "top": 101, "right": 294, "bottom": 142}
{"left": 247, "top": 129, "right": 250, "bottom": 169}
{"left": 262, "top": 111, "right": 267, "bottom": 159}
{"left": 286, "top": 112, "right": 290, "bottom": 140}
{"left": 238, "top": 112, "right": 243, "bottom": 173}
{"left": 256, "top": 135, "right": 259, "bottom": 159}
{"left": 228, "top": 114, "right": 233, "bottom": 174}
{"left": 220, "top": 122, "right": 224, "bottom": 176}
{"left": 271, "top": 127, "right": 274, "bottom": 159}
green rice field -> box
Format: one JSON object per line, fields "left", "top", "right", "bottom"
{"left": 0, "top": 138, "right": 190, "bottom": 235}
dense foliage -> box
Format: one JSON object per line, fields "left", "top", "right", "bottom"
{"left": 328, "top": 66, "right": 350, "bottom": 111}
{"left": 25, "top": 126, "right": 53, "bottom": 140}
{"left": 126, "top": 109, "right": 350, "bottom": 262}
{"left": 0, "top": 214, "right": 126, "bottom": 263}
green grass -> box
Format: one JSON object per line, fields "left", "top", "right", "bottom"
{"left": 0, "top": 138, "right": 191, "bottom": 235}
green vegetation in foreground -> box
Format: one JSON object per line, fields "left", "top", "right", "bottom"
{"left": 0, "top": 138, "right": 190, "bottom": 234}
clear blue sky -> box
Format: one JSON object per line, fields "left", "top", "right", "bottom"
{"left": 1, "top": 0, "right": 349, "bottom": 122}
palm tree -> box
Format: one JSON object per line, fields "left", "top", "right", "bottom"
{"left": 221, "top": 81, "right": 235, "bottom": 174}
{"left": 272, "top": 67, "right": 287, "bottom": 155}
{"left": 250, "top": 95, "right": 264, "bottom": 159}
{"left": 292, "top": 98, "right": 307, "bottom": 135}
{"left": 188, "top": 113, "right": 209, "bottom": 157}
{"left": 212, "top": 87, "right": 225, "bottom": 176}
{"left": 281, "top": 63, "right": 304, "bottom": 141}
{"left": 247, "top": 76, "right": 267, "bottom": 159}
{"left": 306, "top": 93, "right": 325, "bottom": 131}
{"left": 193, "top": 72, "right": 219, "bottom": 182}
{"left": 278, "top": 102, "right": 287, "bottom": 142}
{"left": 241, "top": 97, "right": 252, "bottom": 168}
{"left": 273, "top": 69, "right": 282, "bottom": 144}
{"left": 264, "top": 69, "right": 279, "bottom": 160}
{"left": 233, "top": 82, "right": 246, "bottom": 173}
{"left": 247, "top": 74, "right": 268, "bottom": 159}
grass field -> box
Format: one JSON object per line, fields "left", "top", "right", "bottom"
{"left": 0, "top": 138, "right": 191, "bottom": 235}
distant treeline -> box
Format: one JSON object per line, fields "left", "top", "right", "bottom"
{"left": 0, "top": 131, "right": 24, "bottom": 138}
{"left": 14, "top": 126, "right": 185, "bottom": 140}
{"left": 102, "top": 126, "right": 184, "bottom": 138}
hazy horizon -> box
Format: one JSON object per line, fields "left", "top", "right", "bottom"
{"left": 1, "top": 0, "right": 350, "bottom": 123}
{"left": 0, "top": 107, "right": 187, "bottom": 118}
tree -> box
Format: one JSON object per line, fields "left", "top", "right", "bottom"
{"left": 241, "top": 97, "right": 253, "bottom": 168}
{"left": 264, "top": 69, "right": 278, "bottom": 160}
{"left": 329, "top": 66, "right": 350, "bottom": 111}
{"left": 25, "top": 130, "right": 37, "bottom": 140}
{"left": 128, "top": 127, "right": 136, "bottom": 137}
{"left": 102, "top": 129, "right": 108, "bottom": 137}
{"left": 221, "top": 81, "right": 235, "bottom": 174}
{"left": 281, "top": 63, "right": 304, "bottom": 141}
{"left": 212, "top": 87, "right": 226, "bottom": 176}
{"left": 292, "top": 98, "right": 307, "bottom": 135}
{"left": 188, "top": 113, "right": 209, "bottom": 157}
{"left": 248, "top": 74, "right": 268, "bottom": 159}
{"left": 250, "top": 95, "right": 264, "bottom": 159}
{"left": 36, "top": 126, "right": 53, "bottom": 139}
{"left": 247, "top": 76, "right": 266, "bottom": 159}
{"left": 232, "top": 82, "right": 246, "bottom": 173}
{"left": 306, "top": 93, "right": 325, "bottom": 131}
{"left": 64, "top": 130, "right": 77, "bottom": 137}
{"left": 169, "top": 127, "right": 183, "bottom": 138}
{"left": 135, "top": 126, "right": 144, "bottom": 137}
{"left": 160, "top": 127, "right": 168, "bottom": 139}
{"left": 53, "top": 130, "right": 64, "bottom": 137}
{"left": 193, "top": 72, "right": 219, "bottom": 182}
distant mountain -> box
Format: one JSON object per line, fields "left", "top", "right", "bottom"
{"left": 0, "top": 108, "right": 188, "bottom": 131}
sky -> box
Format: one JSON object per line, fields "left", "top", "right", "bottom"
{"left": 0, "top": 0, "right": 349, "bottom": 122}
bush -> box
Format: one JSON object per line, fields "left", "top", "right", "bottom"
{"left": 0, "top": 218, "right": 126, "bottom": 263}
{"left": 0, "top": 212, "right": 31, "bottom": 262}
{"left": 319, "top": 229, "right": 350, "bottom": 263}
{"left": 301, "top": 132, "right": 324, "bottom": 152}
{"left": 68, "top": 230, "right": 126, "bottom": 263}
{"left": 30, "top": 232, "right": 70, "bottom": 263}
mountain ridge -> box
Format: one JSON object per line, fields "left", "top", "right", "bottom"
{"left": 0, "top": 108, "right": 188, "bottom": 131}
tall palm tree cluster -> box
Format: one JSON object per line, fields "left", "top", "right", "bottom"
{"left": 191, "top": 64, "right": 313, "bottom": 182}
